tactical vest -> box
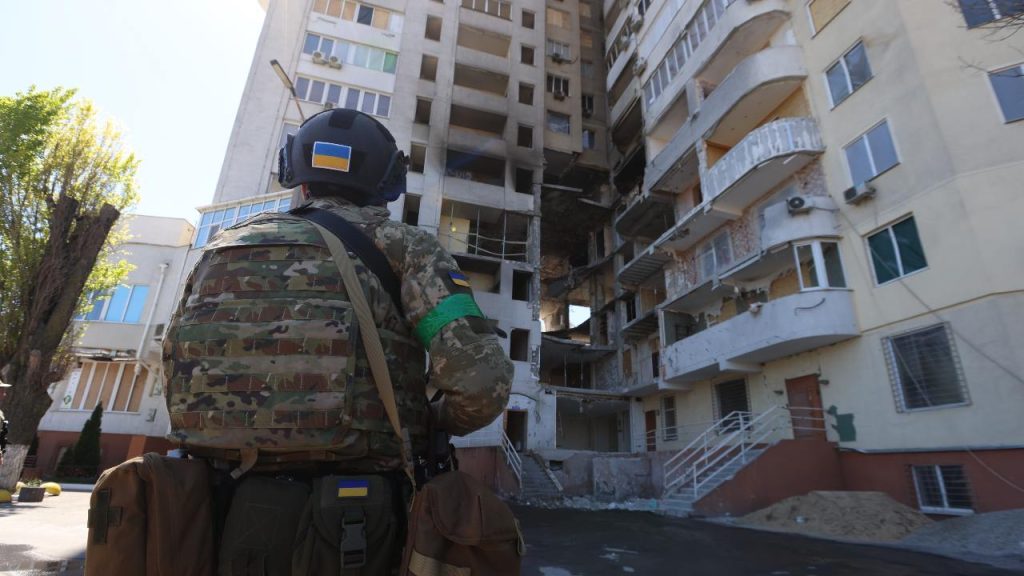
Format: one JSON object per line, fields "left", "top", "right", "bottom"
{"left": 163, "top": 214, "right": 428, "bottom": 470}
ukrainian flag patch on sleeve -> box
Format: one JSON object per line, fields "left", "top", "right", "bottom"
{"left": 312, "top": 141, "right": 352, "bottom": 172}
{"left": 337, "top": 479, "right": 369, "bottom": 498}
{"left": 449, "top": 271, "right": 471, "bottom": 288}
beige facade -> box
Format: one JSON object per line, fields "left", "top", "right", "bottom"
{"left": 569, "top": 0, "right": 1024, "bottom": 512}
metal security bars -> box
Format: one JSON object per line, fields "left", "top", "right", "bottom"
{"left": 912, "top": 464, "right": 974, "bottom": 514}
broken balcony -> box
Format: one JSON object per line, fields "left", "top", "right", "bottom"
{"left": 614, "top": 188, "right": 675, "bottom": 240}
{"left": 618, "top": 242, "right": 671, "bottom": 286}
{"left": 661, "top": 290, "right": 859, "bottom": 384}
{"left": 437, "top": 199, "right": 530, "bottom": 263}
{"left": 653, "top": 117, "right": 824, "bottom": 255}
{"left": 645, "top": 45, "right": 808, "bottom": 194}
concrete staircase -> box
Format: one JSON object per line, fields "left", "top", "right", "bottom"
{"left": 518, "top": 453, "right": 563, "bottom": 500}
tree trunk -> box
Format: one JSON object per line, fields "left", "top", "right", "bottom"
{"left": 0, "top": 195, "right": 120, "bottom": 490}
{"left": 0, "top": 444, "right": 30, "bottom": 488}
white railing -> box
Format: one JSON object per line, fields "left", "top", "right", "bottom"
{"left": 664, "top": 405, "right": 819, "bottom": 499}
{"left": 501, "top": 430, "right": 523, "bottom": 486}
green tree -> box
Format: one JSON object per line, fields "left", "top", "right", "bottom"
{"left": 58, "top": 402, "right": 103, "bottom": 477}
{"left": 0, "top": 88, "right": 138, "bottom": 489}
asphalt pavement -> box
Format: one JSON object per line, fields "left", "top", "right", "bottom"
{"left": 514, "top": 505, "right": 1024, "bottom": 576}
{"left": 2, "top": 493, "right": 1021, "bottom": 575}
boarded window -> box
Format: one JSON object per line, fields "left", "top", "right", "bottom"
{"left": 807, "top": 0, "right": 851, "bottom": 33}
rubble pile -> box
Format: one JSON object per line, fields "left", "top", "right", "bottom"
{"left": 736, "top": 491, "right": 932, "bottom": 541}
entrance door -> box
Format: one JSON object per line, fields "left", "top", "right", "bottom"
{"left": 505, "top": 410, "right": 528, "bottom": 451}
{"left": 644, "top": 410, "right": 657, "bottom": 452}
{"left": 785, "top": 375, "right": 825, "bottom": 440}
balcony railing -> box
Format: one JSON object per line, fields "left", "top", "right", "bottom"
{"left": 703, "top": 118, "right": 824, "bottom": 203}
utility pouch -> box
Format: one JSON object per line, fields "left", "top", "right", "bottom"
{"left": 292, "top": 475, "right": 402, "bottom": 575}
{"left": 400, "top": 471, "right": 524, "bottom": 576}
{"left": 218, "top": 475, "right": 310, "bottom": 576}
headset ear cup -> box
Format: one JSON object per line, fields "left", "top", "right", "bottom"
{"left": 278, "top": 134, "right": 294, "bottom": 186}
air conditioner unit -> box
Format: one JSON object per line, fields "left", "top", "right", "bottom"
{"left": 323, "top": 100, "right": 335, "bottom": 109}
{"left": 551, "top": 53, "right": 566, "bottom": 63}
{"left": 328, "top": 56, "right": 342, "bottom": 68}
{"left": 633, "top": 58, "right": 647, "bottom": 75}
{"left": 843, "top": 182, "right": 876, "bottom": 205}
{"left": 312, "top": 51, "right": 325, "bottom": 64}
{"left": 786, "top": 195, "right": 811, "bottom": 214}
{"left": 553, "top": 91, "right": 566, "bottom": 100}
{"left": 152, "top": 323, "right": 166, "bottom": 339}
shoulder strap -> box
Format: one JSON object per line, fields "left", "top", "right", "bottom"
{"left": 290, "top": 206, "right": 403, "bottom": 313}
{"left": 306, "top": 219, "right": 416, "bottom": 487}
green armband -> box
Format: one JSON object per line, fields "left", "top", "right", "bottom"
{"left": 414, "top": 293, "right": 485, "bottom": 348}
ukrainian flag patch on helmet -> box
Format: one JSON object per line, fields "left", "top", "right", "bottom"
{"left": 312, "top": 141, "right": 352, "bottom": 172}
{"left": 449, "top": 271, "right": 471, "bottom": 288}
{"left": 337, "top": 478, "right": 369, "bottom": 498}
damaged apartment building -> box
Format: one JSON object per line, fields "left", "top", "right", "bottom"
{"left": 538, "top": 0, "right": 1024, "bottom": 516}
{"left": 46, "top": 0, "right": 1023, "bottom": 516}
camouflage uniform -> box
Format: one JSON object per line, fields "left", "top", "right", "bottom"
{"left": 163, "top": 196, "right": 512, "bottom": 471}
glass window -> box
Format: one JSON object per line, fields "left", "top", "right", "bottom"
{"left": 335, "top": 41, "right": 350, "bottom": 63}
{"left": 990, "top": 65, "right": 1024, "bottom": 122}
{"left": 547, "top": 111, "right": 570, "bottom": 134}
{"left": 372, "top": 8, "right": 390, "bottom": 29}
{"left": 662, "top": 396, "right": 678, "bottom": 441}
{"left": 84, "top": 294, "right": 106, "bottom": 321}
{"left": 303, "top": 33, "right": 320, "bottom": 55}
{"left": 309, "top": 80, "right": 325, "bottom": 103}
{"left": 123, "top": 286, "right": 149, "bottom": 323}
{"left": 868, "top": 216, "right": 927, "bottom": 284}
{"left": 797, "top": 244, "right": 820, "bottom": 289}
{"left": 342, "top": 0, "right": 356, "bottom": 20}
{"left": 582, "top": 128, "right": 596, "bottom": 150}
{"left": 522, "top": 9, "right": 535, "bottom": 28}
{"left": 326, "top": 84, "right": 342, "bottom": 106}
{"left": 958, "top": 0, "right": 1024, "bottom": 27}
{"left": 712, "top": 232, "right": 732, "bottom": 270}
{"left": 357, "top": 4, "right": 373, "bottom": 25}
{"left": 361, "top": 92, "right": 376, "bottom": 114}
{"left": 295, "top": 77, "right": 310, "bottom": 100}
{"left": 376, "top": 94, "right": 391, "bottom": 117}
{"left": 368, "top": 48, "right": 385, "bottom": 71}
{"left": 353, "top": 45, "right": 370, "bottom": 68}
{"left": 822, "top": 242, "right": 847, "bottom": 287}
{"left": 383, "top": 52, "right": 398, "bottom": 74}
{"left": 345, "top": 88, "right": 361, "bottom": 109}
{"left": 886, "top": 324, "right": 967, "bottom": 411}
{"left": 913, "top": 465, "right": 973, "bottom": 512}
{"left": 795, "top": 241, "right": 846, "bottom": 289}
{"left": 103, "top": 286, "right": 131, "bottom": 322}
{"left": 845, "top": 120, "right": 898, "bottom": 184}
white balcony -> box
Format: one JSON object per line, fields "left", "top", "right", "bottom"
{"left": 662, "top": 290, "right": 859, "bottom": 384}
{"left": 610, "top": 76, "right": 640, "bottom": 128}
{"left": 653, "top": 117, "right": 823, "bottom": 255}
{"left": 619, "top": 245, "right": 671, "bottom": 286}
{"left": 645, "top": 46, "right": 807, "bottom": 194}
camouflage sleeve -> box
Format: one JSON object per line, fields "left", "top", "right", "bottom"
{"left": 377, "top": 223, "right": 512, "bottom": 436}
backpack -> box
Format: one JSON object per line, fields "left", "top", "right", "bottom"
{"left": 163, "top": 207, "right": 427, "bottom": 471}
{"left": 85, "top": 453, "right": 214, "bottom": 576}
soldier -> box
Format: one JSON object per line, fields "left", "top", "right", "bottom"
{"left": 163, "top": 108, "right": 513, "bottom": 574}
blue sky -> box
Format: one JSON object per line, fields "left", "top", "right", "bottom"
{"left": 0, "top": 0, "right": 266, "bottom": 222}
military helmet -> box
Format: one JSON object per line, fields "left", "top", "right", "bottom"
{"left": 278, "top": 108, "right": 408, "bottom": 203}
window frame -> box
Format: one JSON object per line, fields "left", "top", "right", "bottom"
{"left": 884, "top": 323, "right": 969, "bottom": 413}
{"left": 546, "top": 39, "right": 572, "bottom": 60}
{"left": 865, "top": 215, "right": 929, "bottom": 285}
{"left": 547, "top": 110, "right": 571, "bottom": 134}
{"left": 661, "top": 395, "right": 678, "bottom": 441}
{"left": 843, "top": 119, "right": 901, "bottom": 186}
{"left": 958, "top": 0, "right": 1024, "bottom": 28}
{"left": 988, "top": 63, "right": 1024, "bottom": 123}
{"left": 793, "top": 240, "right": 848, "bottom": 291}
{"left": 824, "top": 40, "right": 873, "bottom": 108}
{"left": 806, "top": 0, "right": 851, "bottom": 36}
{"left": 546, "top": 74, "right": 570, "bottom": 96}
{"left": 194, "top": 195, "right": 293, "bottom": 248}
{"left": 912, "top": 464, "right": 975, "bottom": 515}
{"left": 582, "top": 128, "right": 597, "bottom": 150}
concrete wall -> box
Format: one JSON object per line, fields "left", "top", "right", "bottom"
{"left": 693, "top": 439, "right": 845, "bottom": 517}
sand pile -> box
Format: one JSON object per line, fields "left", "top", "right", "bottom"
{"left": 736, "top": 491, "right": 932, "bottom": 541}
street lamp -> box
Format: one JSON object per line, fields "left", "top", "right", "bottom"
{"left": 270, "top": 59, "right": 305, "bottom": 122}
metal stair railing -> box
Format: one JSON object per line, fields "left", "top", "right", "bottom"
{"left": 501, "top": 430, "right": 523, "bottom": 487}
{"left": 689, "top": 407, "right": 789, "bottom": 498}
{"left": 663, "top": 410, "right": 750, "bottom": 492}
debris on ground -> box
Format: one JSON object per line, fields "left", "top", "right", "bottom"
{"left": 901, "top": 508, "right": 1024, "bottom": 566}
{"left": 513, "top": 495, "right": 660, "bottom": 512}
{"left": 735, "top": 491, "right": 932, "bottom": 541}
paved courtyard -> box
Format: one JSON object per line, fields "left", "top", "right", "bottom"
{"left": 2, "top": 492, "right": 1022, "bottom": 575}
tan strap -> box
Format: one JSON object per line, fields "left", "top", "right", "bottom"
{"left": 408, "top": 550, "right": 470, "bottom": 576}
{"left": 310, "top": 221, "right": 415, "bottom": 484}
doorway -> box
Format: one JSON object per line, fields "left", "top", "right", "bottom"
{"left": 785, "top": 374, "right": 825, "bottom": 440}
{"left": 645, "top": 410, "right": 657, "bottom": 452}
{"left": 506, "top": 410, "right": 528, "bottom": 451}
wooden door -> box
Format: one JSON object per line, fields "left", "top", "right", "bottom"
{"left": 645, "top": 410, "right": 657, "bottom": 452}
{"left": 785, "top": 375, "right": 825, "bottom": 440}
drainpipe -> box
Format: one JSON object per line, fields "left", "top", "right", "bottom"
{"left": 135, "top": 262, "right": 170, "bottom": 378}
